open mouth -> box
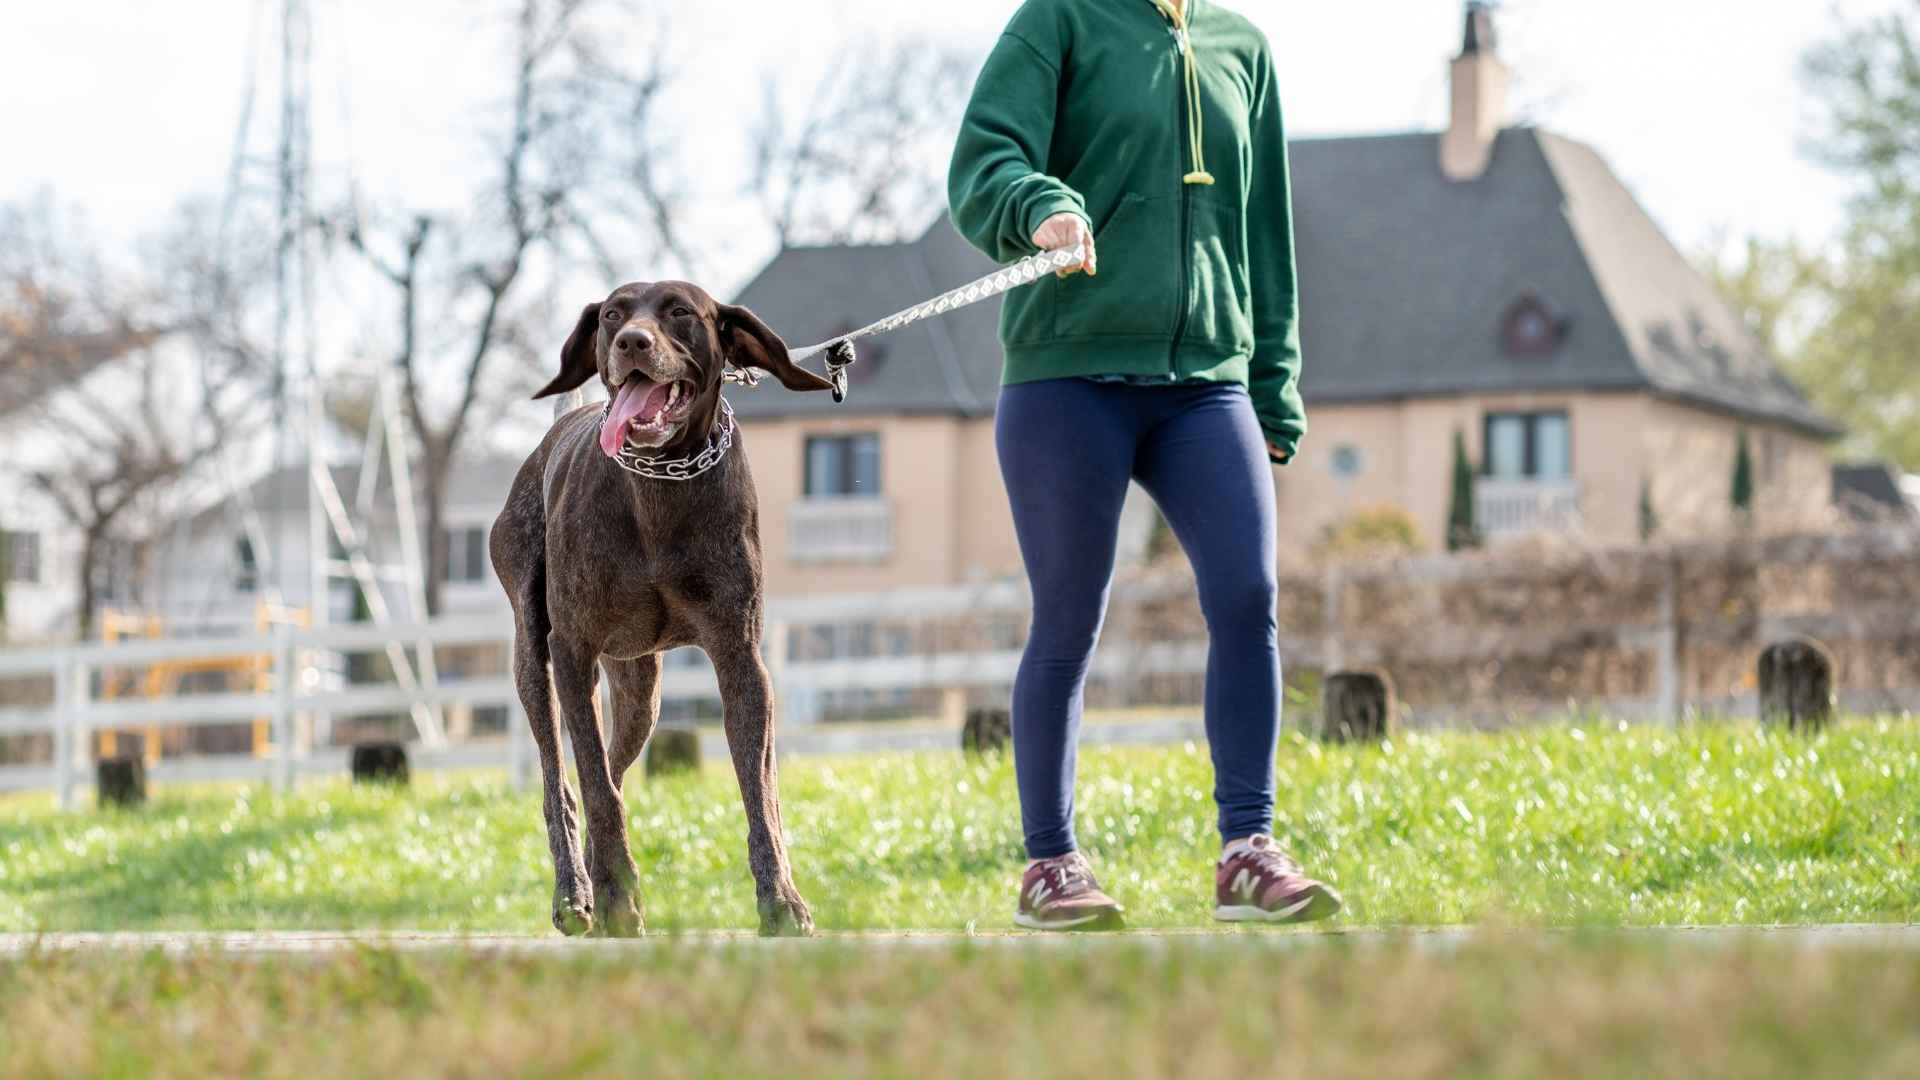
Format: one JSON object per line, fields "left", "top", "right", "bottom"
{"left": 600, "top": 376, "right": 697, "bottom": 456}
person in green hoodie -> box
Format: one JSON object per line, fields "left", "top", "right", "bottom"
{"left": 949, "top": 0, "right": 1340, "bottom": 931}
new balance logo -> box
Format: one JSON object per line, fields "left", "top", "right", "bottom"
{"left": 1027, "top": 879, "right": 1053, "bottom": 907}
{"left": 1230, "top": 868, "right": 1257, "bottom": 900}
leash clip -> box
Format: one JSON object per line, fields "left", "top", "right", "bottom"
{"left": 825, "top": 340, "right": 856, "bottom": 404}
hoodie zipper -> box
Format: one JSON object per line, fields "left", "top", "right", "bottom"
{"left": 1166, "top": 5, "right": 1195, "bottom": 376}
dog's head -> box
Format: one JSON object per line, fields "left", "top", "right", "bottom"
{"left": 533, "top": 281, "right": 832, "bottom": 457}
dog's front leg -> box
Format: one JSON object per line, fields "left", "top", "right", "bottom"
{"left": 549, "top": 634, "right": 644, "bottom": 937}
{"left": 511, "top": 622, "right": 592, "bottom": 935}
{"left": 708, "top": 635, "right": 814, "bottom": 937}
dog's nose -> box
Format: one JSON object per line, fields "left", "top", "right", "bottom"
{"left": 614, "top": 327, "right": 655, "bottom": 356}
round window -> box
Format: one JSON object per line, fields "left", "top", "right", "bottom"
{"left": 1502, "top": 293, "right": 1565, "bottom": 358}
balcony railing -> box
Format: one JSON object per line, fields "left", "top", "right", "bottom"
{"left": 1476, "top": 478, "right": 1581, "bottom": 538}
{"left": 790, "top": 497, "right": 894, "bottom": 563}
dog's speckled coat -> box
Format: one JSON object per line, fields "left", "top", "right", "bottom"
{"left": 491, "top": 281, "right": 832, "bottom": 937}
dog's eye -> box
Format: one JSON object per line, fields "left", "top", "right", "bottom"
{"left": 602, "top": 308, "right": 620, "bottom": 322}
{"left": 670, "top": 306, "right": 694, "bottom": 319}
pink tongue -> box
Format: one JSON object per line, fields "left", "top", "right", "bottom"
{"left": 600, "top": 380, "right": 673, "bottom": 458}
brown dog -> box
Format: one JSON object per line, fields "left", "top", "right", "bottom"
{"left": 490, "top": 281, "right": 833, "bottom": 936}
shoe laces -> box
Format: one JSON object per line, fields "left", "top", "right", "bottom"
{"left": 1046, "top": 853, "right": 1097, "bottom": 895}
{"left": 1238, "top": 840, "right": 1302, "bottom": 879}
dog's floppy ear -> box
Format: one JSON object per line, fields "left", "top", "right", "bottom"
{"left": 533, "top": 302, "right": 602, "bottom": 399}
{"left": 718, "top": 303, "right": 834, "bottom": 392}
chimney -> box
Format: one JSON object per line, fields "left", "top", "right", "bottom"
{"left": 1440, "top": 1, "right": 1510, "bottom": 182}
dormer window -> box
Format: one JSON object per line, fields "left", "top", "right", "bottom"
{"left": 1502, "top": 292, "right": 1567, "bottom": 358}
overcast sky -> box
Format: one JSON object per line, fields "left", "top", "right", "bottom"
{"left": 1, "top": 0, "right": 1898, "bottom": 296}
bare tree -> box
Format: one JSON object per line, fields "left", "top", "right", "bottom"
{"left": 0, "top": 199, "right": 270, "bottom": 638}
{"left": 750, "top": 38, "right": 977, "bottom": 247}
{"left": 328, "top": 0, "right": 685, "bottom": 615}
{"left": 0, "top": 201, "right": 158, "bottom": 412}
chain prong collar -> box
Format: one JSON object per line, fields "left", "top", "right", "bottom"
{"left": 599, "top": 396, "right": 737, "bottom": 482}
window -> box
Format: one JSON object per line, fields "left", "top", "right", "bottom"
{"left": 1502, "top": 293, "right": 1568, "bottom": 358}
{"left": 1329, "top": 444, "right": 1365, "bottom": 479}
{"left": 3, "top": 530, "right": 40, "bottom": 584}
{"left": 1484, "top": 411, "right": 1571, "bottom": 480}
{"left": 444, "top": 526, "right": 489, "bottom": 584}
{"left": 804, "top": 433, "right": 881, "bottom": 498}
{"left": 233, "top": 536, "right": 258, "bottom": 594}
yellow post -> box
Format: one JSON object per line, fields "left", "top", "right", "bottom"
{"left": 252, "top": 602, "right": 311, "bottom": 758}
{"left": 143, "top": 615, "right": 163, "bottom": 765}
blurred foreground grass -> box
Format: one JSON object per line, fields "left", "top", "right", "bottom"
{"left": 1, "top": 720, "right": 1917, "bottom": 932}
{"left": 4, "top": 937, "right": 1920, "bottom": 1078}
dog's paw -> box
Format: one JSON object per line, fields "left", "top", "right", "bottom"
{"left": 553, "top": 886, "right": 594, "bottom": 937}
{"left": 590, "top": 897, "right": 644, "bottom": 939}
{"left": 584, "top": 864, "right": 644, "bottom": 938}
{"left": 553, "top": 903, "right": 592, "bottom": 937}
{"left": 758, "top": 892, "right": 815, "bottom": 938}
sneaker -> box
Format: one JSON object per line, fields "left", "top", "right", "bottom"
{"left": 1014, "top": 851, "right": 1125, "bottom": 931}
{"left": 1214, "top": 835, "right": 1343, "bottom": 924}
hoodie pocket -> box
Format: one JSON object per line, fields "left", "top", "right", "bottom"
{"left": 1052, "top": 194, "right": 1178, "bottom": 339}
{"left": 1185, "top": 193, "right": 1256, "bottom": 354}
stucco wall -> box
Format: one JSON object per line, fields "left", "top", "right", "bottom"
{"left": 1281, "top": 390, "right": 1832, "bottom": 554}
{"left": 1640, "top": 398, "right": 1832, "bottom": 537}
{"left": 744, "top": 391, "right": 1833, "bottom": 596}
{"left": 742, "top": 414, "right": 1026, "bottom": 596}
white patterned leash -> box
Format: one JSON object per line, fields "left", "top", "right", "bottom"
{"left": 725, "top": 244, "right": 1091, "bottom": 403}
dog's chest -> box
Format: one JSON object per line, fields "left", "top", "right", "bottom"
{"left": 584, "top": 564, "right": 715, "bottom": 659}
{"left": 548, "top": 510, "right": 753, "bottom": 653}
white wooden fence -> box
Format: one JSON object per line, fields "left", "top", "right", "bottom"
{"left": 0, "top": 585, "right": 1068, "bottom": 808}
{"left": 9, "top": 530, "right": 1919, "bottom": 808}
{"left": 0, "top": 619, "right": 519, "bottom": 807}
{"left": 0, "top": 577, "right": 1245, "bottom": 807}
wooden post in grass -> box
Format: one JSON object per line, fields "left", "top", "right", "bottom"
{"left": 96, "top": 757, "right": 146, "bottom": 808}
{"left": 1759, "top": 637, "right": 1836, "bottom": 733}
{"left": 1321, "top": 670, "right": 1397, "bottom": 743}
{"left": 350, "top": 742, "right": 411, "bottom": 785}
{"left": 646, "top": 728, "right": 701, "bottom": 778}
{"left": 962, "top": 708, "right": 1011, "bottom": 756}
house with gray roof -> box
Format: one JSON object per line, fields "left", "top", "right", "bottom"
{"left": 141, "top": 458, "right": 524, "bottom": 636}
{"left": 728, "top": 3, "right": 1839, "bottom": 595}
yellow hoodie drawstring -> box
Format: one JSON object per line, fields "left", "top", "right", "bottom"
{"left": 1152, "top": 0, "right": 1216, "bottom": 186}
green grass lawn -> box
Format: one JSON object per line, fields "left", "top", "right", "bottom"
{"left": 2, "top": 720, "right": 1917, "bottom": 933}
{"left": 5, "top": 938, "right": 1920, "bottom": 1078}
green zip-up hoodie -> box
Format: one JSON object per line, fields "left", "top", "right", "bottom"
{"left": 948, "top": 0, "right": 1305, "bottom": 458}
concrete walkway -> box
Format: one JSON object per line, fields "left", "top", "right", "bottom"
{"left": 5, "top": 924, "right": 1919, "bottom": 956}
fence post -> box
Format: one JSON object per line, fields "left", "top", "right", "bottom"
{"left": 1656, "top": 556, "right": 1681, "bottom": 725}
{"left": 272, "top": 624, "right": 296, "bottom": 792}
{"left": 52, "top": 652, "right": 76, "bottom": 811}
{"left": 767, "top": 619, "right": 818, "bottom": 727}
{"left": 507, "top": 694, "right": 533, "bottom": 791}
{"left": 1322, "top": 566, "right": 1346, "bottom": 674}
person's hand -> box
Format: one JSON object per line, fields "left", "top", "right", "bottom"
{"left": 1268, "top": 440, "right": 1291, "bottom": 465}
{"left": 1032, "top": 213, "right": 1097, "bottom": 277}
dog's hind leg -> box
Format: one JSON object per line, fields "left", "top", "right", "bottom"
{"left": 706, "top": 633, "right": 814, "bottom": 937}
{"left": 604, "top": 653, "right": 663, "bottom": 792}
{"left": 509, "top": 576, "right": 594, "bottom": 937}
{"left": 550, "top": 634, "right": 643, "bottom": 937}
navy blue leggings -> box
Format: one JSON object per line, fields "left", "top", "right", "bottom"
{"left": 996, "top": 378, "right": 1282, "bottom": 860}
